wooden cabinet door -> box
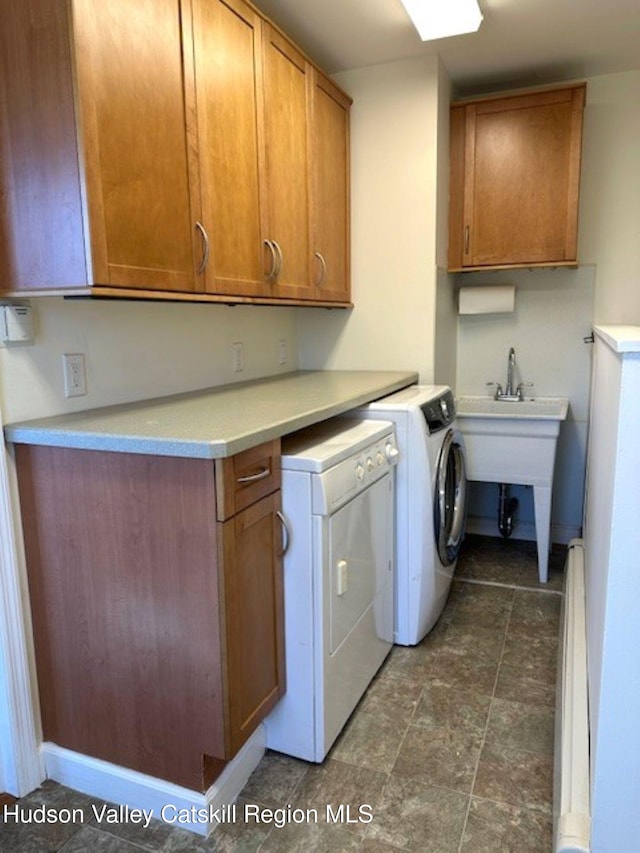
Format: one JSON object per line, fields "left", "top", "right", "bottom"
{"left": 261, "top": 24, "right": 313, "bottom": 300}
{"left": 219, "top": 491, "right": 285, "bottom": 756}
{"left": 72, "top": 0, "right": 198, "bottom": 292}
{"left": 189, "top": 0, "right": 270, "bottom": 298}
{"left": 449, "top": 84, "right": 586, "bottom": 271}
{"left": 0, "top": 0, "right": 88, "bottom": 292}
{"left": 16, "top": 446, "right": 225, "bottom": 792}
{"left": 311, "top": 70, "right": 351, "bottom": 303}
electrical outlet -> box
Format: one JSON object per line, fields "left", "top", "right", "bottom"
{"left": 232, "top": 341, "right": 244, "bottom": 373}
{"left": 278, "top": 339, "right": 288, "bottom": 366}
{"left": 62, "top": 353, "right": 87, "bottom": 397}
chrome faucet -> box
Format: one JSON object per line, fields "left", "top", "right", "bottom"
{"left": 506, "top": 347, "right": 516, "bottom": 396}
{"left": 487, "top": 347, "right": 533, "bottom": 401}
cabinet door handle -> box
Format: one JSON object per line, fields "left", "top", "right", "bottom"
{"left": 276, "top": 510, "right": 291, "bottom": 556}
{"left": 264, "top": 239, "right": 277, "bottom": 282}
{"left": 195, "top": 221, "right": 210, "bottom": 274}
{"left": 314, "top": 252, "right": 326, "bottom": 287}
{"left": 464, "top": 225, "right": 470, "bottom": 255}
{"left": 273, "top": 240, "right": 283, "bottom": 280}
{"left": 236, "top": 466, "right": 271, "bottom": 484}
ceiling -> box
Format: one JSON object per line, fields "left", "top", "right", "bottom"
{"left": 255, "top": 0, "right": 640, "bottom": 95}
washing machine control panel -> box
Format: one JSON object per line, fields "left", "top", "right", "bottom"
{"left": 420, "top": 389, "right": 456, "bottom": 434}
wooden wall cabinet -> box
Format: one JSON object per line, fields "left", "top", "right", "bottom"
{"left": 15, "top": 439, "right": 285, "bottom": 792}
{"left": 311, "top": 70, "right": 351, "bottom": 303}
{"left": 0, "top": 0, "right": 198, "bottom": 295}
{"left": 190, "top": 0, "right": 268, "bottom": 299}
{"left": 448, "top": 84, "right": 586, "bottom": 272}
{"left": 0, "top": 0, "right": 351, "bottom": 306}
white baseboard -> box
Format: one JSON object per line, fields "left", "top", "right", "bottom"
{"left": 42, "top": 726, "right": 265, "bottom": 836}
{"left": 554, "top": 539, "right": 590, "bottom": 853}
{"left": 465, "top": 515, "right": 580, "bottom": 546}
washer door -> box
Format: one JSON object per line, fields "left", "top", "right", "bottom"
{"left": 434, "top": 429, "right": 467, "bottom": 567}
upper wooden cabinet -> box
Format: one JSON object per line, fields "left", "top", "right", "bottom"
{"left": 448, "top": 84, "right": 586, "bottom": 272}
{"left": 0, "top": 0, "right": 352, "bottom": 306}
{"left": 311, "top": 70, "right": 351, "bottom": 303}
{"left": 261, "top": 24, "right": 313, "bottom": 301}
{"left": 190, "top": 0, "right": 267, "bottom": 299}
{"left": 0, "top": 0, "right": 198, "bottom": 294}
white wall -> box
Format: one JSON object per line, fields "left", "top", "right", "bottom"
{"left": 297, "top": 57, "right": 456, "bottom": 384}
{"left": 456, "top": 266, "right": 594, "bottom": 541}
{"left": 579, "top": 70, "right": 640, "bottom": 324}
{"left": 0, "top": 298, "right": 299, "bottom": 423}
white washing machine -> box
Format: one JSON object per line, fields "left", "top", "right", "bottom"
{"left": 264, "top": 417, "right": 398, "bottom": 762}
{"left": 354, "top": 385, "right": 467, "bottom": 645}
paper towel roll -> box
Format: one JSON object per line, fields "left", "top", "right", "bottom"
{"left": 458, "top": 285, "right": 516, "bottom": 315}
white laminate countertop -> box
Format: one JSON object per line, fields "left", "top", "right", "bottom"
{"left": 3, "top": 370, "right": 418, "bottom": 459}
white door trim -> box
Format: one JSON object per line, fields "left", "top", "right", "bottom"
{"left": 0, "top": 406, "right": 44, "bottom": 795}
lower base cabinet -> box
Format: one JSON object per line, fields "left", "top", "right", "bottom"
{"left": 14, "top": 441, "right": 285, "bottom": 792}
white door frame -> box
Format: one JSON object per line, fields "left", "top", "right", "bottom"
{"left": 0, "top": 403, "right": 43, "bottom": 795}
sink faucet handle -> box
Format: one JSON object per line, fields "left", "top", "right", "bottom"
{"left": 486, "top": 381, "right": 503, "bottom": 400}
{"left": 516, "top": 381, "right": 534, "bottom": 399}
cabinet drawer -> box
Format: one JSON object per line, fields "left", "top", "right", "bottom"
{"left": 215, "top": 439, "right": 281, "bottom": 521}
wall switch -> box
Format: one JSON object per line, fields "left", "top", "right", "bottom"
{"left": 278, "top": 339, "right": 288, "bottom": 366}
{"left": 232, "top": 341, "right": 244, "bottom": 373}
{"left": 62, "top": 353, "right": 87, "bottom": 397}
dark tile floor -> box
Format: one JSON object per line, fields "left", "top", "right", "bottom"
{"left": 0, "top": 535, "right": 564, "bottom": 852}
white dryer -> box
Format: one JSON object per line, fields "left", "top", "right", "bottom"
{"left": 354, "top": 385, "right": 467, "bottom": 645}
{"left": 265, "top": 418, "right": 398, "bottom": 762}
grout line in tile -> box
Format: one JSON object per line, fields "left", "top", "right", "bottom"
{"left": 455, "top": 575, "right": 563, "bottom": 596}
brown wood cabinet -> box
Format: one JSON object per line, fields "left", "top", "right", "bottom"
{"left": 15, "top": 439, "right": 285, "bottom": 792}
{"left": 0, "top": 0, "right": 351, "bottom": 307}
{"left": 261, "top": 24, "right": 314, "bottom": 301}
{"left": 190, "top": 0, "right": 267, "bottom": 299}
{"left": 311, "top": 70, "right": 351, "bottom": 303}
{"left": 448, "top": 84, "right": 586, "bottom": 272}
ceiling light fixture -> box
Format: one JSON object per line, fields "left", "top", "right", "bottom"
{"left": 399, "top": 0, "right": 483, "bottom": 41}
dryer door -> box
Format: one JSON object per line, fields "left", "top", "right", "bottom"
{"left": 434, "top": 429, "right": 467, "bottom": 566}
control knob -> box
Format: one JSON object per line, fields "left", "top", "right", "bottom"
{"left": 385, "top": 442, "right": 399, "bottom": 461}
{"left": 366, "top": 457, "right": 375, "bottom": 472}
{"left": 355, "top": 463, "right": 365, "bottom": 481}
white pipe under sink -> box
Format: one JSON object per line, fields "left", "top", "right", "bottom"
{"left": 554, "top": 539, "right": 590, "bottom": 853}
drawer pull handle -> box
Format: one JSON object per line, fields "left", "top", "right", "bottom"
{"left": 236, "top": 466, "right": 271, "bottom": 484}
{"left": 276, "top": 510, "right": 291, "bottom": 556}
{"left": 464, "top": 224, "right": 470, "bottom": 255}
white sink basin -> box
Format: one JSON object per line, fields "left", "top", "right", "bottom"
{"left": 456, "top": 395, "right": 569, "bottom": 420}
{"left": 455, "top": 393, "right": 568, "bottom": 471}
{"left": 454, "top": 394, "right": 569, "bottom": 584}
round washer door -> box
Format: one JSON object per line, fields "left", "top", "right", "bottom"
{"left": 434, "top": 429, "right": 467, "bottom": 567}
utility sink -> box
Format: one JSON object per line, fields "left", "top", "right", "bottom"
{"left": 455, "top": 394, "right": 569, "bottom": 583}
{"left": 456, "top": 395, "right": 569, "bottom": 421}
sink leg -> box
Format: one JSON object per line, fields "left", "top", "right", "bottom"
{"left": 533, "top": 485, "right": 552, "bottom": 583}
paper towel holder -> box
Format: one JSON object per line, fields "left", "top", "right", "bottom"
{"left": 458, "top": 284, "right": 516, "bottom": 315}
